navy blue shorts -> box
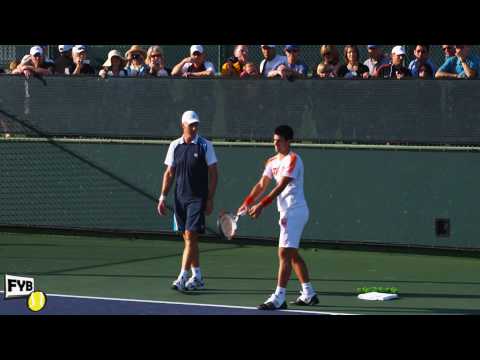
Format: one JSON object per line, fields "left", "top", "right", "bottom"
{"left": 173, "top": 197, "right": 206, "bottom": 234}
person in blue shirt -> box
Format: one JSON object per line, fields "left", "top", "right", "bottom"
{"left": 435, "top": 45, "right": 479, "bottom": 79}
{"left": 157, "top": 110, "right": 218, "bottom": 292}
{"left": 408, "top": 45, "right": 437, "bottom": 78}
{"left": 277, "top": 45, "right": 309, "bottom": 80}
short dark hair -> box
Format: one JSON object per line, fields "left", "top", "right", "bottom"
{"left": 274, "top": 125, "right": 294, "bottom": 141}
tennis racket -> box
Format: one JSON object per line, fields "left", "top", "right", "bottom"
{"left": 217, "top": 209, "right": 247, "bottom": 240}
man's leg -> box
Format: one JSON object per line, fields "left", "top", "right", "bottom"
{"left": 291, "top": 251, "right": 318, "bottom": 305}
{"left": 182, "top": 230, "right": 199, "bottom": 270}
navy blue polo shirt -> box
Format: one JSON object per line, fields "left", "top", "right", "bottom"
{"left": 164, "top": 134, "right": 217, "bottom": 200}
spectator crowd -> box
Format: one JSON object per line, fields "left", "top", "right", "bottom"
{"left": 1, "top": 44, "right": 479, "bottom": 80}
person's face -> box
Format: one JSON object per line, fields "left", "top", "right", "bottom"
{"left": 285, "top": 48, "right": 299, "bottom": 63}
{"left": 392, "top": 52, "right": 404, "bottom": 66}
{"left": 274, "top": 134, "right": 290, "bottom": 154}
{"left": 414, "top": 46, "right": 428, "bottom": 61}
{"left": 442, "top": 45, "right": 455, "bottom": 57}
{"left": 149, "top": 52, "right": 163, "bottom": 66}
{"left": 235, "top": 46, "right": 248, "bottom": 63}
{"left": 31, "top": 52, "right": 43, "bottom": 65}
{"left": 261, "top": 46, "right": 275, "bottom": 60}
{"left": 77, "top": 51, "right": 87, "bottom": 62}
{"left": 367, "top": 47, "right": 380, "bottom": 59}
{"left": 455, "top": 45, "right": 469, "bottom": 57}
{"left": 322, "top": 49, "right": 335, "bottom": 64}
{"left": 182, "top": 122, "right": 199, "bottom": 138}
{"left": 131, "top": 52, "right": 144, "bottom": 64}
{"left": 347, "top": 48, "right": 357, "bottom": 63}
{"left": 191, "top": 51, "right": 204, "bottom": 65}
{"left": 111, "top": 56, "right": 121, "bottom": 68}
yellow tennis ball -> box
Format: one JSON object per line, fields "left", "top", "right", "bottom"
{"left": 27, "top": 291, "right": 47, "bottom": 312}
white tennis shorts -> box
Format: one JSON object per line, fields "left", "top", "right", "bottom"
{"left": 278, "top": 206, "right": 309, "bottom": 249}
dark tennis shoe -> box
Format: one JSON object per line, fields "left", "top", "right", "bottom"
{"left": 291, "top": 293, "right": 319, "bottom": 306}
{"left": 257, "top": 294, "right": 287, "bottom": 310}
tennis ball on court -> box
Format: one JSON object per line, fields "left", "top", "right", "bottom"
{"left": 27, "top": 291, "right": 47, "bottom": 312}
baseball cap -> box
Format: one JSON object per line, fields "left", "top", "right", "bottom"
{"left": 181, "top": 110, "right": 200, "bottom": 125}
{"left": 367, "top": 45, "right": 378, "bottom": 49}
{"left": 261, "top": 45, "right": 275, "bottom": 48}
{"left": 29, "top": 46, "right": 43, "bottom": 56}
{"left": 58, "top": 45, "right": 73, "bottom": 53}
{"left": 72, "top": 45, "right": 86, "bottom": 54}
{"left": 391, "top": 45, "right": 406, "bottom": 56}
{"left": 284, "top": 45, "right": 299, "bottom": 51}
{"left": 190, "top": 45, "right": 204, "bottom": 55}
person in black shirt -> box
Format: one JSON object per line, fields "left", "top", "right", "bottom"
{"left": 337, "top": 45, "right": 370, "bottom": 79}
{"left": 374, "top": 45, "right": 411, "bottom": 79}
{"left": 54, "top": 45, "right": 74, "bottom": 75}
{"left": 66, "top": 45, "right": 95, "bottom": 75}
{"left": 11, "top": 46, "right": 53, "bottom": 77}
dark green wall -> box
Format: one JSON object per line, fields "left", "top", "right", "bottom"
{"left": 1, "top": 140, "right": 478, "bottom": 250}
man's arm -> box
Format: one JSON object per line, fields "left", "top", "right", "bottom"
{"left": 171, "top": 57, "right": 191, "bottom": 76}
{"left": 248, "top": 176, "right": 292, "bottom": 219}
{"left": 460, "top": 60, "right": 477, "bottom": 78}
{"left": 237, "top": 175, "right": 272, "bottom": 214}
{"left": 157, "top": 166, "right": 175, "bottom": 216}
{"left": 205, "top": 163, "right": 218, "bottom": 215}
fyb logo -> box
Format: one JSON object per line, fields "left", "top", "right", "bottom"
{"left": 4, "top": 274, "right": 47, "bottom": 312}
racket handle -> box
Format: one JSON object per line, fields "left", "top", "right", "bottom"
{"left": 237, "top": 208, "right": 247, "bottom": 216}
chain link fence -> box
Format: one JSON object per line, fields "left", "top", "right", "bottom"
{"left": 2, "top": 45, "right": 480, "bottom": 77}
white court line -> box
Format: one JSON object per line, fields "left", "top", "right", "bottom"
{"left": 0, "top": 290, "right": 356, "bottom": 315}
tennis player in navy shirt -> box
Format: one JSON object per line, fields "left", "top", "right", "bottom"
{"left": 157, "top": 110, "right": 218, "bottom": 291}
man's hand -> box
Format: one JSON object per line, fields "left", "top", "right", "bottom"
{"left": 237, "top": 203, "right": 249, "bottom": 216}
{"left": 205, "top": 198, "right": 214, "bottom": 216}
{"left": 248, "top": 203, "right": 264, "bottom": 219}
{"left": 157, "top": 199, "right": 167, "bottom": 216}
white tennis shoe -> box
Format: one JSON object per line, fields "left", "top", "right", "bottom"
{"left": 171, "top": 277, "right": 187, "bottom": 291}
{"left": 185, "top": 276, "right": 205, "bottom": 291}
{"left": 257, "top": 293, "right": 287, "bottom": 310}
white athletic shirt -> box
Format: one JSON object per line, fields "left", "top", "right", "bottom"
{"left": 262, "top": 151, "right": 308, "bottom": 213}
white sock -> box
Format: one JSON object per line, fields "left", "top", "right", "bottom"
{"left": 274, "top": 286, "right": 286, "bottom": 300}
{"left": 192, "top": 267, "right": 202, "bottom": 279}
{"left": 178, "top": 269, "right": 189, "bottom": 280}
{"left": 301, "top": 282, "right": 315, "bottom": 297}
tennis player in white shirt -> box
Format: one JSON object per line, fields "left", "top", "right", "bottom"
{"left": 238, "top": 125, "right": 318, "bottom": 310}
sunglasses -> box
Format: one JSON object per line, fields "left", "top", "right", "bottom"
{"left": 32, "top": 53, "right": 42, "bottom": 58}
{"left": 150, "top": 54, "right": 162, "bottom": 58}
{"left": 131, "top": 53, "right": 143, "bottom": 59}
{"left": 323, "top": 52, "right": 331, "bottom": 56}
{"left": 442, "top": 47, "right": 453, "bottom": 51}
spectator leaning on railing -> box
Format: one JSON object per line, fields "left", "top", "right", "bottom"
{"left": 275, "top": 45, "right": 309, "bottom": 80}
{"left": 171, "top": 45, "right": 216, "bottom": 78}
{"left": 435, "top": 45, "right": 479, "bottom": 79}
{"left": 239, "top": 62, "right": 259, "bottom": 78}
{"left": 12, "top": 46, "right": 54, "bottom": 77}
{"left": 221, "top": 45, "right": 249, "bottom": 77}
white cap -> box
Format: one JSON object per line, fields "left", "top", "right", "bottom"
{"left": 58, "top": 45, "right": 73, "bottom": 53}
{"left": 73, "top": 45, "right": 86, "bottom": 54}
{"left": 181, "top": 110, "right": 200, "bottom": 125}
{"left": 391, "top": 45, "right": 406, "bottom": 56}
{"left": 190, "top": 45, "right": 204, "bottom": 55}
{"left": 29, "top": 46, "right": 43, "bottom": 56}
{"left": 261, "top": 45, "right": 275, "bottom": 48}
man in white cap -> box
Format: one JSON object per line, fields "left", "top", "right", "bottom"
{"left": 171, "top": 45, "right": 216, "bottom": 77}
{"left": 66, "top": 45, "right": 95, "bottom": 75}
{"left": 157, "top": 110, "right": 218, "bottom": 292}
{"left": 54, "top": 45, "right": 74, "bottom": 74}
{"left": 374, "top": 45, "right": 411, "bottom": 79}
{"left": 259, "top": 45, "right": 288, "bottom": 78}
{"left": 12, "top": 46, "right": 54, "bottom": 77}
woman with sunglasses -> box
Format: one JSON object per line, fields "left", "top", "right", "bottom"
{"left": 146, "top": 46, "right": 170, "bottom": 77}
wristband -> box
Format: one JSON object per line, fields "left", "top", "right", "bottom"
{"left": 242, "top": 195, "right": 255, "bottom": 207}
{"left": 159, "top": 194, "right": 166, "bottom": 202}
{"left": 259, "top": 195, "right": 273, "bottom": 207}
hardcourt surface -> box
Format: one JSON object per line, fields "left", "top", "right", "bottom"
{"left": 1, "top": 232, "right": 480, "bottom": 315}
